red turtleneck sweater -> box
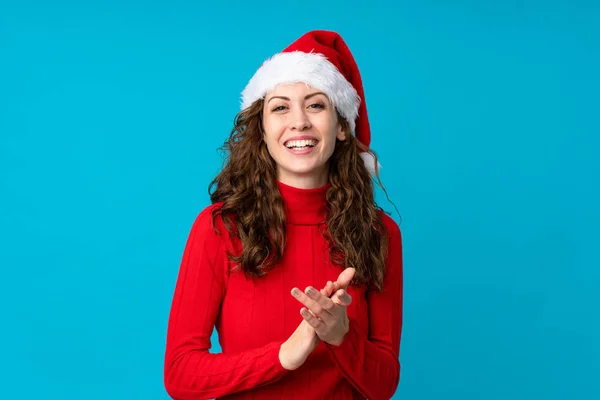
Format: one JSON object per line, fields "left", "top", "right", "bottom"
{"left": 164, "top": 181, "right": 403, "bottom": 399}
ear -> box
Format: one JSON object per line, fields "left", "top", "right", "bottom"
{"left": 336, "top": 122, "right": 347, "bottom": 141}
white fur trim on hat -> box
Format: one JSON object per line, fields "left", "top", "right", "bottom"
{"left": 241, "top": 51, "right": 361, "bottom": 133}
{"left": 359, "top": 151, "right": 382, "bottom": 177}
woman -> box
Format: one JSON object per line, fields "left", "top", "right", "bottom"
{"left": 164, "top": 30, "right": 403, "bottom": 400}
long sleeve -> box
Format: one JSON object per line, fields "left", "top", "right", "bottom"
{"left": 163, "top": 206, "right": 289, "bottom": 400}
{"left": 325, "top": 219, "right": 403, "bottom": 400}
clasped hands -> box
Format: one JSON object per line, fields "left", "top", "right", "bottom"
{"left": 279, "top": 267, "right": 355, "bottom": 371}
{"left": 292, "top": 267, "right": 355, "bottom": 346}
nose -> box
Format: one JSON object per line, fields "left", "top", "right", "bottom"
{"left": 290, "top": 107, "right": 311, "bottom": 131}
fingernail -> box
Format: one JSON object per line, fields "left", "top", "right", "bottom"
{"left": 292, "top": 288, "right": 300, "bottom": 297}
{"left": 306, "top": 287, "right": 315, "bottom": 295}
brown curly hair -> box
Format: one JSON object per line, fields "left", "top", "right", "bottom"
{"left": 209, "top": 99, "right": 390, "bottom": 291}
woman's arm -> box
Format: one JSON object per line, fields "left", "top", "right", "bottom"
{"left": 324, "top": 220, "right": 403, "bottom": 400}
{"left": 163, "top": 207, "right": 292, "bottom": 400}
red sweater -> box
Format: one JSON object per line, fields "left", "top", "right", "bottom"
{"left": 164, "top": 181, "right": 403, "bottom": 399}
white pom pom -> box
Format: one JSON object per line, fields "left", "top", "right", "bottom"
{"left": 359, "top": 151, "right": 381, "bottom": 177}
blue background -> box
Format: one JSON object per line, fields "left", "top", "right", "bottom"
{"left": 1, "top": 0, "right": 598, "bottom": 399}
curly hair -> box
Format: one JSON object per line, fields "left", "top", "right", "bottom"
{"left": 209, "top": 99, "right": 390, "bottom": 291}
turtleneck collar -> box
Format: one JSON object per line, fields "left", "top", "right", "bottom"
{"left": 277, "top": 180, "right": 330, "bottom": 225}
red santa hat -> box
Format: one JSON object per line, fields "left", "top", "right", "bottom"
{"left": 240, "top": 30, "right": 381, "bottom": 176}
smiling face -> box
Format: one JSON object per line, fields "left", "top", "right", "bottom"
{"left": 262, "top": 83, "right": 347, "bottom": 189}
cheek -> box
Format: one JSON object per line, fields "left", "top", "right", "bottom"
{"left": 318, "top": 122, "right": 339, "bottom": 151}
{"left": 263, "top": 129, "right": 280, "bottom": 146}
{"left": 262, "top": 135, "right": 277, "bottom": 157}
{"left": 262, "top": 119, "right": 284, "bottom": 142}
{"left": 262, "top": 129, "right": 283, "bottom": 157}
{"left": 322, "top": 137, "right": 338, "bottom": 158}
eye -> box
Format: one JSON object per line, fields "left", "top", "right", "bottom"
{"left": 308, "top": 102, "right": 325, "bottom": 109}
{"left": 272, "top": 105, "right": 288, "bottom": 112}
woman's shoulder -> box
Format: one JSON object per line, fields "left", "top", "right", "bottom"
{"left": 199, "top": 201, "right": 225, "bottom": 215}
{"left": 188, "top": 202, "right": 228, "bottom": 237}
{"left": 378, "top": 210, "right": 402, "bottom": 240}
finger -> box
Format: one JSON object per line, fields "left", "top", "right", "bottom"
{"left": 300, "top": 307, "right": 323, "bottom": 329}
{"left": 315, "top": 284, "right": 329, "bottom": 319}
{"left": 331, "top": 289, "right": 352, "bottom": 307}
{"left": 335, "top": 267, "right": 356, "bottom": 290}
{"left": 326, "top": 281, "right": 335, "bottom": 296}
{"left": 291, "top": 287, "right": 332, "bottom": 321}
{"left": 320, "top": 281, "right": 334, "bottom": 297}
{"left": 330, "top": 281, "right": 340, "bottom": 293}
{"left": 304, "top": 286, "right": 336, "bottom": 317}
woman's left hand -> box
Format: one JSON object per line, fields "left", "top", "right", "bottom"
{"left": 291, "top": 277, "right": 354, "bottom": 346}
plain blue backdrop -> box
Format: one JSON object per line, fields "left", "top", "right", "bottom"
{"left": 1, "top": 0, "right": 598, "bottom": 399}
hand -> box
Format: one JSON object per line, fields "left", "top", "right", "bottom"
{"left": 321, "top": 267, "right": 355, "bottom": 304}
{"left": 291, "top": 268, "right": 355, "bottom": 346}
{"left": 279, "top": 268, "right": 356, "bottom": 370}
{"left": 279, "top": 319, "right": 321, "bottom": 371}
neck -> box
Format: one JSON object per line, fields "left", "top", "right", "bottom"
{"left": 276, "top": 179, "right": 329, "bottom": 225}
{"left": 277, "top": 168, "right": 329, "bottom": 189}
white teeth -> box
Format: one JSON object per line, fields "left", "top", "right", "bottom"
{"left": 285, "top": 139, "right": 318, "bottom": 148}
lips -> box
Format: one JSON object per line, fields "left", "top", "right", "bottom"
{"left": 285, "top": 144, "right": 317, "bottom": 155}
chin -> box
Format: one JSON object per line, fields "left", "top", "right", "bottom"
{"left": 286, "top": 166, "right": 318, "bottom": 175}
{"left": 280, "top": 161, "right": 325, "bottom": 176}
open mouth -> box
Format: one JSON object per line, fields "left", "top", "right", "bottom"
{"left": 284, "top": 139, "right": 319, "bottom": 150}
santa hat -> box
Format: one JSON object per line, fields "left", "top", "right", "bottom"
{"left": 240, "top": 30, "right": 381, "bottom": 176}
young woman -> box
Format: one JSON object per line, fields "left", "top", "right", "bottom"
{"left": 164, "top": 30, "right": 403, "bottom": 400}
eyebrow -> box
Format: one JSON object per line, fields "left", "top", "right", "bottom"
{"left": 267, "top": 91, "right": 328, "bottom": 104}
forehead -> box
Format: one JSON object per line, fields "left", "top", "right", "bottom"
{"left": 266, "top": 82, "right": 329, "bottom": 99}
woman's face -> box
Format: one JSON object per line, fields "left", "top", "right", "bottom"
{"left": 262, "top": 83, "right": 346, "bottom": 188}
